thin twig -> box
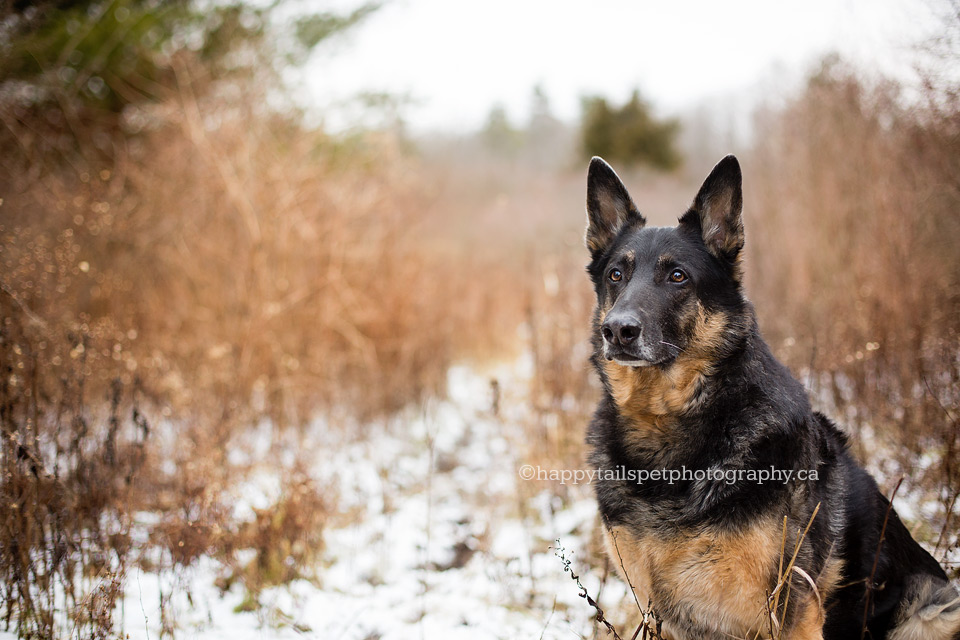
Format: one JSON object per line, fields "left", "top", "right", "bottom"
{"left": 554, "top": 540, "right": 623, "bottom": 640}
{"left": 0, "top": 283, "right": 48, "bottom": 329}
{"left": 171, "top": 59, "right": 262, "bottom": 244}
{"left": 609, "top": 530, "right": 645, "bottom": 613}
{"left": 921, "top": 374, "right": 960, "bottom": 554}
{"left": 861, "top": 477, "right": 903, "bottom": 639}
{"left": 756, "top": 504, "right": 821, "bottom": 639}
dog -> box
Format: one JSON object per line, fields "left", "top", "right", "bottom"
{"left": 584, "top": 155, "right": 960, "bottom": 639}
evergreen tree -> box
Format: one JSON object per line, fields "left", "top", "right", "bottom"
{"left": 580, "top": 89, "right": 681, "bottom": 170}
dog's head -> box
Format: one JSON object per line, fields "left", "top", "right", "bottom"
{"left": 585, "top": 155, "right": 747, "bottom": 371}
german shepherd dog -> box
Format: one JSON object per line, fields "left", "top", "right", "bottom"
{"left": 584, "top": 155, "right": 960, "bottom": 639}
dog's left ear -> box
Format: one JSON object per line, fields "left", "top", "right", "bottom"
{"left": 585, "top": 157, "right": 645, "bottom": 256}
{"left": 683, "top": 155, "right": 744, "bottom": 264}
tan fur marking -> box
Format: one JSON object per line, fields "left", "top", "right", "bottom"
{"left": 782, "top": 555, "right": 843, "bottom": 639}
{"left": 699, "top": 188, "right": 743, "bottom": 256}
{"left": 788, "top": 600, "right": 825, "bottom": 640}
{"left": 587, "top": 192, "right": 637, "bottom": 252}
{"left": 602, "top": 307, "right": 729, "bottom": 449}
{"left": 605, "top": 519, "right": 781, "bottom": 639}
{"left": 773, "top": 556, "right": 840, "bottom": 639}
{"left": 597, "top": 191, "right": 624, "bottom": 223}
{"left": 816, "top": 555, "right": 844, "bottom": 604}
{"left": 586, "top": 234, "right": 604, "bottom": 254}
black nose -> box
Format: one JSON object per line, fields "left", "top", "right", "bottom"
{"left": 602, "top": 316, "right": 641, "bottom": 346}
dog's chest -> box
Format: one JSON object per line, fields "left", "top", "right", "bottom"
{"left": 603, "top": 521, "right": 778, "bottom": 637}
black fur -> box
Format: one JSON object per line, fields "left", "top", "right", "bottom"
{"left": 584, "top": 156, "right": 958, "bottom": 639}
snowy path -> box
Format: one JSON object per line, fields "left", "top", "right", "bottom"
{"left": 120, "top": 363, "right": 626, "bottom": 639}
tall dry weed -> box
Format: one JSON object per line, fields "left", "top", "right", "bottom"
{"left": 0, "top": 296, "right": 149, "bottom": 638}
{"left": 0, "top": 52, "right": 472, "bottom": 633}
{"left": 746, "top": 60, "right": 960, "bottom": 567}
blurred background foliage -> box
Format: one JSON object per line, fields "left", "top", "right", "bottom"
{"left": 580, "top": 90, "right": 682, "bottom": 170}
{"left": 0, "top": 0, "right": 378, "bottom": 164}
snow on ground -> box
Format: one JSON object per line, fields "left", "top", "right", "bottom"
{"left": 116, "top": 360, "right": 958, "bottom": 639}
{"left": 120, "top": 361, "right": 629, "bottom": 639}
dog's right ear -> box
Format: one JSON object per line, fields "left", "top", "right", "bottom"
{"left": 585, "top": 157, "right": 645, "bottom": 256}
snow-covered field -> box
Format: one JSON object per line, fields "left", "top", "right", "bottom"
{"left": 110, "top": 359, "right": 956, "bottom": 640}
{"left": 119, "top": 361, "right": 629, "bottom": 639}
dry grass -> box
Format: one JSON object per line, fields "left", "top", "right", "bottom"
{"left": 215, "top": 471, "right": 329, "bottom": 611}
{"left": 2, "top": 58, "right": 465, "bottom": 426}
{"left": 746, "top": 60, "right": 960, "bottom": 567}
{"left": 0, "top": 300, "right": 149, "bottom": 638}
{"left": 1, "top": 41, "right": 958, "bottom": 638}
{"left": 0, "top": 55, "right": 479, "bottom": 636}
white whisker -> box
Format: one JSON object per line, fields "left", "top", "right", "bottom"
{"left": 660, "top": 340, "right": 682, "bottom": 354}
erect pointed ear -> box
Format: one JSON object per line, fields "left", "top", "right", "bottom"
{"left": 684, "top": 154, "right": 743, "bottom": 263}
{"left": 585, "top": 157, "right": 645, "bottom": 256}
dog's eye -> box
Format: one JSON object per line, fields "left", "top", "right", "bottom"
{"left": 609, "top": 268, "right": 622, "bottom": 282}
{"left": 668, "top": 269, "right": 687, "bottom": 283}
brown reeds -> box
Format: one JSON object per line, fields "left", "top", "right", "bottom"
{"left": 1, "top": 35, "right": 957, "bottom": 638}
{"left": 746, "top": 60, "right": 960, "bottom": 568}
{"left": 0, "top": 51, "right": 469, "bottom": 634}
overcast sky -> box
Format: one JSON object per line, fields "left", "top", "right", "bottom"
{"left": 299, "top": 0, "right": 943, "bottom": 133}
